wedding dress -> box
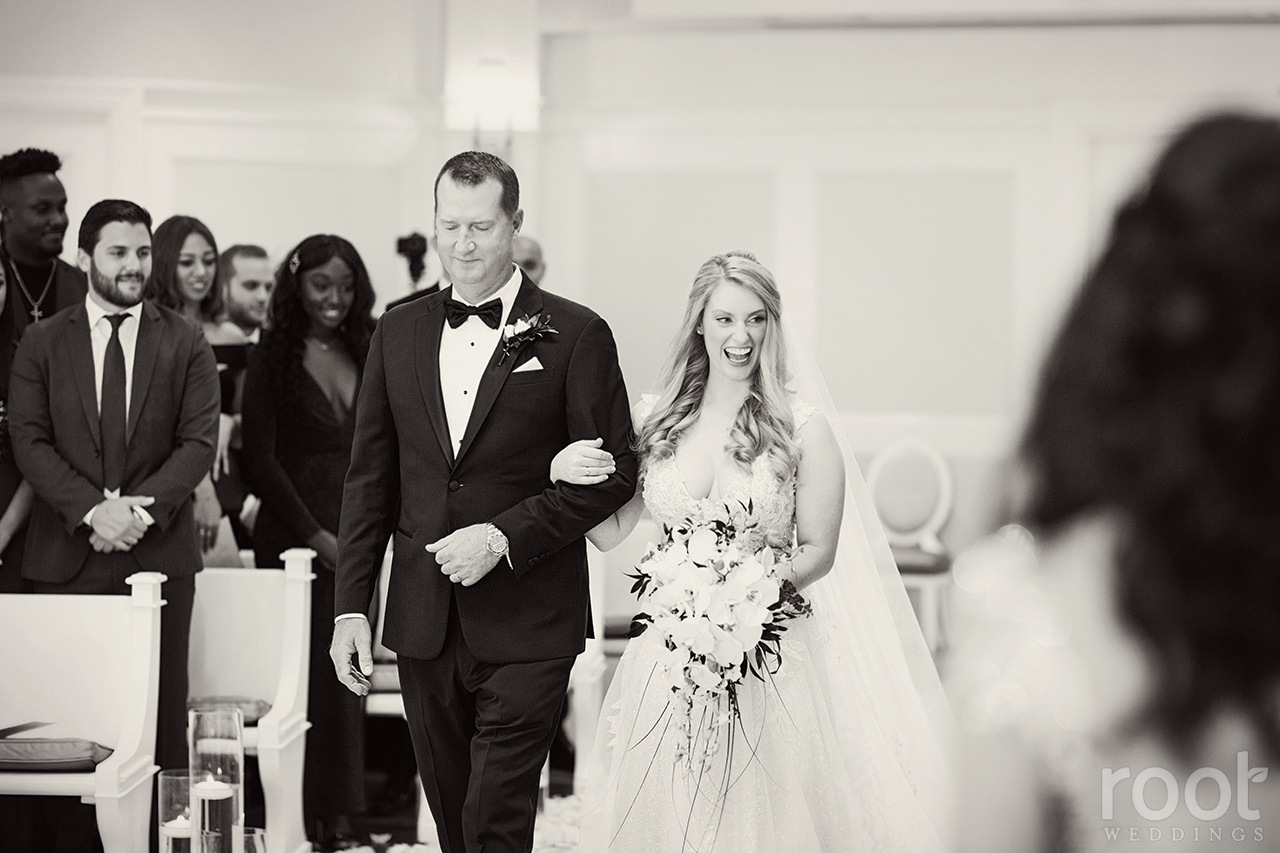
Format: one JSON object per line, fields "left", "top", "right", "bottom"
{"left": 578, "top": 397, "right": 952, "bottom": 852}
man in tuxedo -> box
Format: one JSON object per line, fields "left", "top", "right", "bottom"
{"left": 0, "top": 148, "right": 88, "bottom": 332}
{"left": 331, "top": 151, "right": 636, "bottom": 853}
{"left": 9, "top": 199, "right": 221, "bottom": 778}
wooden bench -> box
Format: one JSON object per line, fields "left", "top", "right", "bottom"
{"left": 0, "top": 572, "right": 166, "bottom": 853}
{"left": 188, "top": 549, "right": 314, "bottom": 853}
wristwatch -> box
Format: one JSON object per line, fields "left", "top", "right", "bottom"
{"left": 485, "top": 523, "right": 509, "bottom": 558}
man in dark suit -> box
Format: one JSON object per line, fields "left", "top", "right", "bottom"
{"left": 331, "top": 151, "right": 636, "bottom": 853}
{"left": 9, "top": 199, "right": 221, "bottom": 779}
{"left": 0, "top": 148, "right": 88, "bottom": 334}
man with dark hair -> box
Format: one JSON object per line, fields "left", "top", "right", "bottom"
{"left": 219, "top": 243, "right": 273, "bottom": 342}
{"left": 9, "top": 200, "right": 220, "bottom": 829}
{"left": 0, "top": 148, "right": 88, "bottom": 331}
{"left": 331, "top": 151, "right": 637, "bottom": 852}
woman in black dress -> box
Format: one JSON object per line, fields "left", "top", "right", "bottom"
{"left": 241, "top": 234, "right": 375, "bottom": 850}
{"left": 0, "top": 260, "right": 34, "bottom": 591}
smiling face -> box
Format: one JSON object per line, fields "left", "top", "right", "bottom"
{"left": 434, "top": 174, "right": 522, "bottom": 301}
{"left": 1, "top": 173, "right": 69, "bottom": 262}
{"left": 175, "top": 232, "right": 216, "bottom": 310}
{"left": 300, "top": 255, "right": 354, "bottom": 336}
{"left": 82, "top": 221, "right": 151, "bottom": 309}
{"left": 701, "top": 280, "right": 768, "bottom": 383}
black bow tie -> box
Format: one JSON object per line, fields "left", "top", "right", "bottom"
{"left": 444, "top": 298, "right": 502, "bottom": 330}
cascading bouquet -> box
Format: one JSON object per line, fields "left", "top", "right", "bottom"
{"left": 626, "top": 501, "right": 813, "bottom": 777}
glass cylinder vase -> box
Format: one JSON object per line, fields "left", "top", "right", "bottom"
{"left": 188, "top": 707, "right": 244, "bottom": 853}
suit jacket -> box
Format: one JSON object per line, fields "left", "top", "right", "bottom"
{"left": 336, "top": 273, "right": 637, "bottom": 664}
{"left": 9, "top": 299, "right": 221, "bottom": 583}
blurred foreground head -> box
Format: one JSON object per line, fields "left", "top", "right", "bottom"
{"left": 1020, "top": 111, "right": 1280, "bottom": 756}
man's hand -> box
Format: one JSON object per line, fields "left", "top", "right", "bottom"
{"left": 89, "top": 532, "right": 119, "bottom": 553}
{"left": 427, "top": 524, "right": 501, "bottom": 587}
{"left": 90, "top": 496, "right": 153, "bottom": 549}
{"left": 329, "top": 617, "right": 373, "bottom": 697}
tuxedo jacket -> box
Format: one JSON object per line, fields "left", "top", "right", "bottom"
{"left": 335, "top": 273, "right": 637, "bottom": 664}
{"left": 9, "top": 299, "right": 221, "bottom": 583}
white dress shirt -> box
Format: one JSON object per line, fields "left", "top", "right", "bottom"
{"left": 438, "top": 265, "right": 523, "bottom": 456}
{"left": 82, "top": 294, "right": 153, "bottom": 525}
{"left": 84, "top": 294, "right": 142, "bottom": 420}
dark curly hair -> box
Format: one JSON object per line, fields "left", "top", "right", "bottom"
{"left": 1019, "top": 111, "right": 1280, "bottom": 760}
{"left": 145, "top": 215, "right": 223, "bottom": 323}
{"left": 258, "top": 234, "right": 376, "bottom": 404}
{"left": 0, "top": 148, "right": 61, "bottom": 183}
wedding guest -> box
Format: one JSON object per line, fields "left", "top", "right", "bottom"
{"left": 950, "top": 111, "right": 1280, "bottom": 851}
{"left": 217, "top": 243, "right": 273, "bottom": 546}
{"left": 242, "top": 234, "right": 374, "bottom": 849}
{"left": 0, "top": 260, "right": 35, "bottom": 592}
{"left": 0, "top": 148, "right": 87, "bottom": 334}
{"left": 220, "top": 243, "right": 273, "bottom": 343}
{"left": 512, "top": 233, "right": 546, "bottom": 287}
{"left": 6, "top": 199, "right": 219, "bottom": 849}
{"left": 146, "top": 216, "right": 248, "bottom": 558}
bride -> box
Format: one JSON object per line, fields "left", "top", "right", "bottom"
{"left": 552, "top": 252, "right": 954, "bottom": 851}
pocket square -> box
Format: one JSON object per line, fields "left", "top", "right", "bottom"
{"left": 512, "top": 357, "right": 544, "bottom": 373}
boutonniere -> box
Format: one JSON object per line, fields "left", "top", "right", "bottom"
{"left": 499, "top": 312, "right": 557, "bottom": 365}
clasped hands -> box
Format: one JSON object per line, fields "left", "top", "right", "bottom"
{"left": 89, "top": 495, "right": 154, "bottom": 553}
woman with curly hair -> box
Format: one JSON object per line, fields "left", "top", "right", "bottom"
{"left": 241, "top": 234, "right": 375, "bottom": 849}
{"left": 950, "top": 112, "right": 1280, "bottom": 852}
{"left": 555, "top": 252, "right": 952, "bottom": 851}
{"left": 146, "top": 214, "right": 248, "bottom": 554}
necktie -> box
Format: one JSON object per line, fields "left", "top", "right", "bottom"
{"left": 443, "top": 298, "right": 502, "bottom": 330}
{"left": 101, "top": 314, "right": 128, "bottom": 492}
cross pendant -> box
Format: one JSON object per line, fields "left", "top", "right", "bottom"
{"left": 29, "top": 307, "right": 41, "bottom": 322}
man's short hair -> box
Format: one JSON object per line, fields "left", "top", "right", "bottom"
{"left": 0, "top": 148, "right": 62, "bottom": 183}
{"left": 434, "top": 151, "right": 520, "bottom": 220}
{"left": 219, "top": 244, "right": 270, "bottom": 284}
{"left": 78, "top": 200, "right": 152, "bottom": 254}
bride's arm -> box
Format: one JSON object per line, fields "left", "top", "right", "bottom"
{"left": 550, "top": 400, "right": 649, "bottom": 552}
{"left": 790, "top": 410, "right": 845, "bottom": 590}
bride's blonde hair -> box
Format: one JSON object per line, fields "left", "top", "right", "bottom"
{"left": 638, "top": 251, "right": 797, "bottom": 481}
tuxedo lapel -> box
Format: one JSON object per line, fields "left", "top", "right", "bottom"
{"left": 65, "top": 305, "right": 101, "bottom": 449}
{"left": 415, "top": 299, "right": 454, "bottom": 466}
{"left": 454, "top": 276, "right": 544, "bottom": 468}
{"left": 128, "top": 301, "right": 161, "bottom": 443}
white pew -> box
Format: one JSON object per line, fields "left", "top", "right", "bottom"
{"left": 189, "top": 549, "right": 314, "bottom": 853}
{"left": 0, "top": 572, "right": 166, "bottom": 853}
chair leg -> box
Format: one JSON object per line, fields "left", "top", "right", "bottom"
{"left": 93, "top": 778, "right": 153, "bottom": 853}
{"left": 257, "top": 739, "right": 309, "bottom": 853}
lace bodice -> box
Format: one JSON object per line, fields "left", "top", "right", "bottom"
{"left": 638, "top": 395, "right": 816, "bottom": 550}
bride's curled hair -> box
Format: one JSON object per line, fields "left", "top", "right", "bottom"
{"left": 638, "top": 251, "right": 798, "bottom": 481}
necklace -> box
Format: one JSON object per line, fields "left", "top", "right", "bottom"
{"left": 5, "top": 256, "right": 56, "bottom": 322}
{"left": 306, "top": 335, "right": 335, "bottom": 351}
